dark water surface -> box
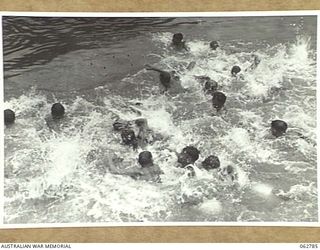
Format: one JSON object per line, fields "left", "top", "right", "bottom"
{"left": 3, "top": 16, "right": 318, "bottom": 223}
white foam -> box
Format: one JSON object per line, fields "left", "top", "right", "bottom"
{"left": 198, "top": 198, "right": 222, "bottom": 214}
{"left": 252, "top": 183, "right": 273, "bottom": 196}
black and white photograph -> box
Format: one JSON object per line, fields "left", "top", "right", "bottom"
{"left": 2, "top": 13, "right": 318, "bottom": 225}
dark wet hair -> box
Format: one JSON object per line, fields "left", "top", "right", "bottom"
{"left": 138, "top": 151, "right": 153, "bottom": 167}
{"left": 271, "top": 120, "right": 288, "bottom": 137}
{"left": 172, "top": 33, "right": 183, "bottom": 43}
{"left": 121, "top": 129, "right": 137, "bottom": 146}
{"left": 202, "top": 155, "right": 220, "bottom": 170}
{"left": 204, "top": 79, "right": 218, "bottom": 95}
{"left": 51, "top": 103, "right": 65, "bottom": 119}
{"left": 159, "top": 71, "right": 171, "bottom": 90}
{"left": 226, "top": 165, "right": 234, "bottom": 174}
{"left": 212, "top": 91, "right": 226, "bottom": 111}
{"left": 231, "top": 66, "right": 241, "bottom": 76}
{"left": 4, "top": 109, "right": 15, "bottom": 126}
{"left": 135, "top": 118, "right": 148, "bottom": 127}
{"left": 182, "top": 146, "right": 200, "bottom": 163}
{"left": 210, "top": 41, "right": 219, "bottom": 50}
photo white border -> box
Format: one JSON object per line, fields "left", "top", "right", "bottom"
{"left": 0, "top": 10, "right": 319, "bottom": 228}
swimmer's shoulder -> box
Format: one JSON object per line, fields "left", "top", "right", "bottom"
{"left": 150, "top": 164, "right": 164, "bottom": 175}
{"left": 45, "top": 113, "right": 72, "bottom": 132}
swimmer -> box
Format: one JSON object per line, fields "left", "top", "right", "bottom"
{"left": 135, "top": 118, "right": 154, "bottom": 147}
{"left": 177, "top": 146, "right": 200, "bottom": 168}
{"left": 4, "top": 109, "right": 15, "bottom": 126}
{"left": 171, "top": 33, "right": 188, "bottom": 51}
{"left": 111, "top": 105, "right": 144, "bottom": 132}
{"left": 145, "top": 64, "right": 184, "bottom": 94}
{"left": 271, "top": 120, "right": 288, "bottom": 137}
{"left": 194, "top": 76, "right": 218, "bottom": 94}
{"left": 121, "top": 128, "right": 138, "bottom": 149}
{"left": 201, "top": 155, "right": 220, "bottom": 171}
{"left": 51, "top": 103, "right": 65, "bottom": 120}
{"left": 45, "top": 103, "right": 66, "bottom": 131}
{"left": 211, "top": 91, "right": 226, "bottom": 112}
{"left": 210, "top": 41, "right": 219, "bottom": 50}
{"left": 113, "top": 119, "right": 132, "bottom": 131}
{"left": 204, "top": 79, "right": 218, "bottom": 95}
{"left": 218, "top": 165, "right": 236, "bottom": 182}
{"left": 248, "top": 54, "right": 261, "bottom": 71}
{"left": 114, "top": 117, "right": 161, "bottom": 148}
{"left": 108, "top": 151, "right": 164, "bottom": 183}
{"left": 231, "top": 66, "right": 241, "bottom": 77}
{"left": 266, "top": 120, "right": 315, "bottom": 146}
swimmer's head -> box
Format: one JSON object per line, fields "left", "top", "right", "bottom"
{"left": 138, "top": 151, "right": 153, "bottom": 167}
{"left": 210, "top": 41, "right": 219, "bottom": 50}
{"left": 212, "top": 91, "right": 226, "bottom": 111}
{"left": 204, "top": 79, "right": 218, "bottom": 95}
{"left": 172, "top": 33, "right": 184, "bottom": 45}
{"left": 159, "top": 71, "right": 171, "bottom": 89}
{"left": 226, "top": 165, "right": 234, "bottom": 174}
{"left": 231, "top": 66, "right": 241, "bottom": 76}
{"left": 4, "top": 109, "right": 15, "bottom": 126}
{"left": 201, "top": 155, "right": 220, "bottom": 170}
{"left": 177, "top": 146, "right": 200, "bottom": 167}
{"left": 271, "top": 120, "right": 288, "bottom": 137}
{"left": 121, "top": 129, "right": 137, "bottom": 147}
{"left": 51, "top": 103, "right": 65, "bottom": 119}
{"left": 135, "top": 118, "right": 148, "bottom": 128}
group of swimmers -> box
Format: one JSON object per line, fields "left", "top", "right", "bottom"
{"left": 4, "top": 32, "right": 289, "bottom": 184}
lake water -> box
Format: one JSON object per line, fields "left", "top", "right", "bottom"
{"left": 3, "top": 15, "right": 318, "bottom": 223}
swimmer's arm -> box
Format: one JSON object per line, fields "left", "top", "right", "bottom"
{"left": 194, "top": 75, "right": 210, "bottom": 81}
{"left": 128, "top": 106, "right": 142, "bottom": 116}
{"left": 119, "top": 167, "right": 142, "bottom": 176}
{"left": 106, "top": 155, "right": 141, "bottom": 175}
{"left": 145, "top": 64, "right": 165, "bottom": 73}
{"left": 245, "top": 61, "right": 259, "bottom": 72}
{"left": 263, "top": 133, "right": 276, "bottom": 140}
{"left": 109, "top": 165, "right": 142, "bottom": 176}
{"left": 186, "top": 61, "right": 196, "bottom": 71}
{"left": 294, "top": 131, "right": 316, "bottom": 146}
